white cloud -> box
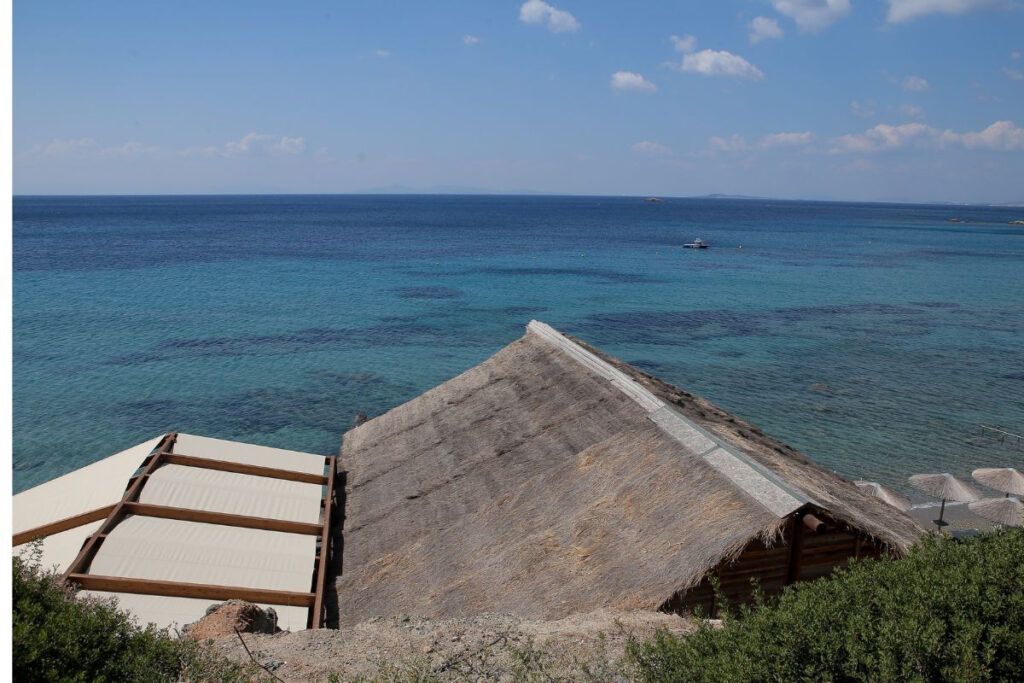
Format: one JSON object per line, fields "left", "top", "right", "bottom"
{"left": 218, "top": 133, "right": 307, "bottom": 157}
{"left": 672, "top": 49, "right": 764, "bottom": 81}
{"left": 710, "top": 134, "right": 749, "bottom": 152}
{"left": 850, "top": 99, "right": 876, "bottom": 118}
{"left": 831, "top": 122, "right": 936, "bottom": 153}
{"left": 374, "top": 49, "right": 391, "bottom": 57}
{"left": 902, "top": 75, "right": 931, "bottom": 92}
{"left": 1003, "top": 67, "right": 1024, "bottom": 81}
{"left": 946, "top": 120, "right": 1024, "bottom": 151}
{"left": 829, "top": 120, "right": 1024, "bottom": 153}
{"left": 709, "top": 131, "right": 815, "bottom": 153}
{"left": 28, "top": 133, "right": 305, "bottom": 161}
{"left": 670, "top": 34, "right": 697, "bottom": 53}
{"left": 1013, "top": 50, "right": 1021, "bottom": 60}
{"left": 631, "top": 140, "right": 673, "bottom": 156}
{"left": 886, "top": 0, "right": 1001, "bottom": 24}
{"left": 759, "top": 131, "right": 815, "bottom": 148}
{"left": 519, "top": 0, "right": 580, "bottom": 34}
{"left": 30, "top": 138, "right": 98, "bottom": 157}
{"left": 27, "top": 138, "right": 160, "bottom": 159}
{"left": 99, "top": 141, "right": 161, "bottom": 158}
{"left": 771, "top": 0, "right": 851, "bottom": 33}
{"left": 463, "top": 35, "right": 480, "bottom": 45}
{"left": 610, "top": 71, "right": 657, "bottom": 93}
{"left": 899, "top": 104, "right": 926, "bottom": 119}
{"left": 271, "top": 136, "right": 306, "bottom": 154}
{"left": 749, "top": 17, "right": 784, "bottom": 44}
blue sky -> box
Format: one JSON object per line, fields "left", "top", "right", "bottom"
{"left": 13, "top": 1, "right": 1024, "bottom": 202}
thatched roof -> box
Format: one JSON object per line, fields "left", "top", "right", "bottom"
{"left": 855, "top": 481, "right": 912, "bottom": 512}
{"left": 968, "top": 497, "right": 1023, "bottom": 527}
{"left": 972, "top": 467, "right": 1024, "bottom": 496}
{"left": 909, "top": 473, "right": 983, "bottom": 502}
{"left": 335, "top": 321, "right": 922, "bottom": 626}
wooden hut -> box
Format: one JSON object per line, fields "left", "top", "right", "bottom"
{"left": 335, "top": 321, "right": 923, "bottom": 625}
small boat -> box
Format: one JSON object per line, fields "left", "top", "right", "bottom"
{"left": 644, "top": 197, "right": 664, "bottom": 203}
{"left": 683, "top": 237, "right": 708, "bottom": 249}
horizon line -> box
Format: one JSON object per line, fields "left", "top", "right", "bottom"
{"left": 12, "top": 192, "right": 1023, "bottom": 208}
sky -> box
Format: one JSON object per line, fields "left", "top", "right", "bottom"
{"left": 12, "top": 1, "right": 1024, "bottom": 202}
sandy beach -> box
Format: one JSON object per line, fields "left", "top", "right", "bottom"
{"left": 907, "top": 501, "right": 998, "bottom": 535}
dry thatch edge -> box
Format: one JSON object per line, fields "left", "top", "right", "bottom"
{"left": 560, "top": 330, "right": 921, "bottom": 556}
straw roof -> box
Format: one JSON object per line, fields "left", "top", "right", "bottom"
{"left": 854, "top": 481, "right": 912, "bottom": 512}
{"left": 972, "top": 467, "right": 1024, "bottom": 496}
{"left": 336, "top": 321, "right": 923, "bottom": 626}
{"left": 909, "top": 473, "right": 983, "bottom": 502}
{"left": 968, "top": 497, "right": 1023, "bottom": 527}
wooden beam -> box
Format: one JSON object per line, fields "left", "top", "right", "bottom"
{"left": 162, "top": 453, "right": 328, "bottom": 485}
{"left": 785, "top": 512, "right": 806, "bottom": 585}
{"left": 13, "top": 505, "right": 116, "bottom": 547}
{"left": 121, "top": 502, "right": 322, "bottom": 536}
{"left": 802, "top": 513, "right": 827, "bottom": 534}
{"left": 67, "top": 574, "right": 314, "bottom": 607}
{"left": 62, "top": 432, "right": 178, "bottom": 580}
{"left": 311, "top": 456, "right": 336, "bottom": 628}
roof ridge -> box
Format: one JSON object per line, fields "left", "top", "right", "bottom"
{"left": 527, "top": 320, "right": 811, "bottom": 518}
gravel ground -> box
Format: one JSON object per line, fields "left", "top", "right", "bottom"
{"left": 208, "top": 609, "right": 697, "bottom": 681}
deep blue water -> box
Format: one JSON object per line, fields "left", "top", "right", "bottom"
{"left": 13, "top": 195, "right": 1024, "bottom": 496}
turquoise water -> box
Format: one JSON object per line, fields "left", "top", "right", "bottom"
{"left": 13, "top": 195, "right": 1024, "bottom": 495}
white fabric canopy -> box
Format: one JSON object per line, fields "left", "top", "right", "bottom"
{"left": 89, "top": 516, "right": 316, "bottom": 592}
{"left": 139, "top": 464, "right": 324, "bottom": 524}
{"left": 174, "top": 433, "right": 326, "bottom": 475}
{"left": 13, "top": 435, "right": 164, "bottom": 535}
{"left": 12, "top": 432, "right": 330, "bottom": 632}
{"left": 15, "top": 520, "right": 103, "bottom": 573}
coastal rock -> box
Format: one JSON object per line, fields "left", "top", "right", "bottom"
{"left": 184, "top": 599, "right": 281, "bottom": 640}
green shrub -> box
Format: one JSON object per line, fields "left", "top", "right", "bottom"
{"left": 13, "top": 547, "right": 259, "bottom": 682}
{"left": 627, "top": 529, "right": 1024, "bottom": 682}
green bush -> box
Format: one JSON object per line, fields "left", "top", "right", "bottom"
{"left": 13, "top": 547, "right": 258, "bottom": 682}
{"left": 627, "top": 529, "right": 1024, "bottom": 682}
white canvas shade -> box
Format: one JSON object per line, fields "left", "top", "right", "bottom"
{"left": 139, "top": 464, "right": 324, "bottom": 524}
{"left": 12, "top": 432, "right": 332, "bottom": 633}
{"left": 88, "top": 516, "right": 316, "bottom": 592}
{"left": 13, "top": 435, "right": 164, "bottom": 535}
{"left": 174, "top": 433, "right": 326, "bottom": 475}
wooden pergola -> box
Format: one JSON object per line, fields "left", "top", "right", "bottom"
{"left": 13, "top": 432, "right": 336, "bottom": 629}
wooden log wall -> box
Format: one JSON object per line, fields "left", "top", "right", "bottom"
{"left": 661, "top": 510, "right": 887, "bottom": 616}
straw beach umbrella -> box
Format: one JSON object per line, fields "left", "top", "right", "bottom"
{"left": 909, "top": 473, "right": 983, "bottom": 530}
{"left": 854, "top": 481, "right": 911, "bottom": 512}
{"left": 971, "top": 467, "right": 1024, "bottom": 497}
{"left": 968, "top": 497, "right": 1023, "bottom": 528}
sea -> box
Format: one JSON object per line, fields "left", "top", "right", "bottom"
{"left": 12, "top": 195, "right": 1024, "bottom": 498}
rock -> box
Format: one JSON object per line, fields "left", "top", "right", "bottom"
{"left": 184, "top": 599, "right": 281, "bottom": 640}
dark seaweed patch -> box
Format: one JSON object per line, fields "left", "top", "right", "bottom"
{"left": 113, "top": 370, "right": 423, "bottom": 442}
{"left": 392, "top": 286, "right": 465, "bottom": 299}
{"left": 911, "top": 302, "right": 961, "bottom": 309}
{"left": 108, "top": 323, "right": 463, "bottom": 365}
{"left": 580, "top": 303, "right": 929, "bottom": 345}
{"left": 473, "top": 266, "right": 656, "bottom": 284}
